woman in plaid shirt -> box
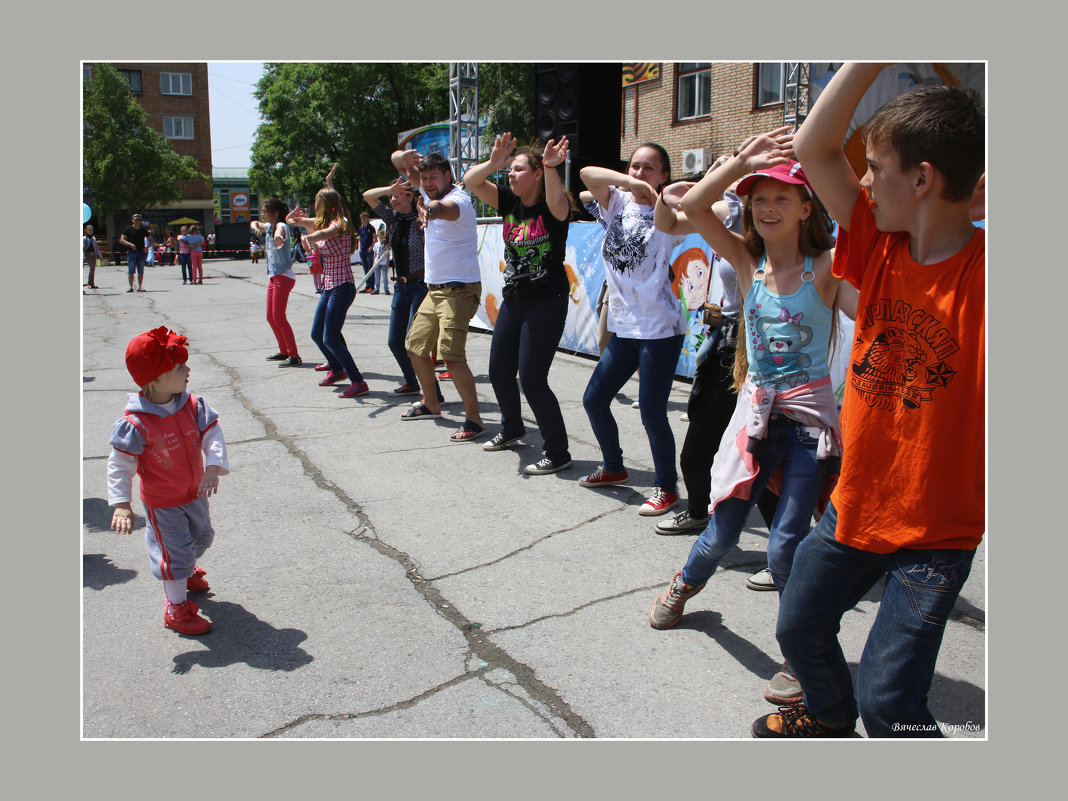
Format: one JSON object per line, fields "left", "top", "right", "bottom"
{"left": 287, "top": 188, "right": 369, "bottom": 398}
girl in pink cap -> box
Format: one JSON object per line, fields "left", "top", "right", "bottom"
{"left": 648, "top": 127, "right": 857, "bottom": 706}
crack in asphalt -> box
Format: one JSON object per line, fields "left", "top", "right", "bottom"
{"left": 197, "top": 344, "right": 595, "bottom": 739}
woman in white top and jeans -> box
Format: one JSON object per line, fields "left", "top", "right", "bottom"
{"left": 578, "top": 143, "right": 687, "bottom": 516}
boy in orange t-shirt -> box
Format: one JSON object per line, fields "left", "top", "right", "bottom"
{"left": 752, "top": 63, "right": 985, "bottom": 738}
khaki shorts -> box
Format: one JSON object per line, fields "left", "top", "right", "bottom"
{"left": 406, "top": 282, "right": 482, "bottom": 363}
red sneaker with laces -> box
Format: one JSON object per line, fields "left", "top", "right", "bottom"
{"left": 578, "top": 467, "right": 629, "bottom": 488}
{"left": 639, "top": 487, "right": 680, "bottom": 516}
{"left": 339, "top": 381, "right": 369, "bottom": 398}
{"left": 164, "top": 600, "right": 211, "bottom": 635}
{"left": 186, "top": 566, "right": 209, "bottom": 593}
{"left": 318, "top": 370, "right": 347, "bottom": 386}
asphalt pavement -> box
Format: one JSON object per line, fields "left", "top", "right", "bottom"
{"left": 81, "top": 256, "right": 986, "bottom": 739}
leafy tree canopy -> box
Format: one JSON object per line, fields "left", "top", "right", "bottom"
{"left": 82, "top": 63, "right": 205, "bottom": 222}
{"left": 248, "top": 63, "right": 535, "bottom": 213}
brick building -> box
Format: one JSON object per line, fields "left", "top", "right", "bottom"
{"left": 83, "top": 62, "right": 214, "bottom": 244}
{"left": 619, "top": 62, "right": 789, "bottom": 178}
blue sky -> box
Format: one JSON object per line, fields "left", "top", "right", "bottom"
{"left": 207, "top": 62, "right": 265, "bottom": 170}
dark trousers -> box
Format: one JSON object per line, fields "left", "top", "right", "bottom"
{"left": 488, "top": 293, "right": 570, "bottom": 462}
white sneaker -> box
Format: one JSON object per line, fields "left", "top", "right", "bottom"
{"left": 745, "top": 568, "right": 777, "bottom": 591}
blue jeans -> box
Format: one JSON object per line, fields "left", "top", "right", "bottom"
{"left": 178, "top": 252, "right": 192, "bottom": 282}
{"left": 388, "top": 279, "right": 428, "bottom": 386}
{"left": 582, "top": 334, "right": 683, "bottom": 491}
{"left": 680, "top": 416, "right": 826, "bottom": 590}
{"left": 776, "top": 501, "right": 976, "bottom": 737}
{"left": 359, "top": 251, "right": 374, "bottom": 289}
{"left": 310, "top": 281, "right": 363, "bottom": 383}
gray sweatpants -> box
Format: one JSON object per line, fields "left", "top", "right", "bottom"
{"left": 143, "top": 498, "right": 215, "bottom": 581}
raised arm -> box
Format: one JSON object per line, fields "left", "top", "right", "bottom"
{"left": 655, "top": 181, "right": 696, "bottom": 234}
{"left": 541, "top": 136, "right": 570, "bottom": 221}
{"left": 681, "top": 128, "right": 798, "bottom": 273}
{"left": 794, "top": 62, "right": 889, "bottom": 230}
{"left": 462, "top": 132, "right": 516, "bottom": 210}
{"left": 391, "top": 149, "right": 423, "bottom": 186}
{"left": 325, "top": 162, "right": 338, "bottom": 192}
{"left": 579, "top": 166, "right": 657, "bottom": 208}
{"left": 362, "top": 182, "right": 395, "bottom": 210}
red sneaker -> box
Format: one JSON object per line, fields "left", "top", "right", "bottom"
{"left": 314, "top": 363, "right": 333, "bottom": 372}
{"left": 318, "top": 370, "right": 347, "bottom": 386}
{"left": 187, "top": 566, "right": 209, "bottom": 593}
{"left": 164, "top": 600, "right": 211, "bottom": 635}
{"left": 578, "top": 467, "right": 629, "bottom": 488}
{"left": 339, "top": 381, "right": 369, "bottom": 398}
{"left": 639, "top": 487, "right": 680, "bottom": 516}
{"left": 438, "top": 371, "right": 452, "bottom": 381}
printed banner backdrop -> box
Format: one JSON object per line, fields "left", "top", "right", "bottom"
{"left": 471, "top": 221, "right": 854, "bottom": 398}
{"left": 397, "top": 118, "right": 489, "bottom": 159}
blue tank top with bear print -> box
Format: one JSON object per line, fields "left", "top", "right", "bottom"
{"left": 743, "top": 255, "right": 833, "bottom": 390}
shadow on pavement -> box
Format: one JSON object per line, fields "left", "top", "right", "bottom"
{"left": 171, "top": 598, "right": 313, "bottom": 675}
{"left": 675, "top": 609, "right": 783, "bottom": 681}
{"left": 83, "top": 553, "right": 138, "bottom": 590}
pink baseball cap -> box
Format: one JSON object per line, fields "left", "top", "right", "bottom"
{"left": 736, "top": 160, "right": 813, "bottom": 198}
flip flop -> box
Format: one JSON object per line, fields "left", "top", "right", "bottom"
{"left": 401, "top": 401, "right": 441, "bottom": 420}
{"left": 449, "top": 420, "right": 485, "bottom": 443}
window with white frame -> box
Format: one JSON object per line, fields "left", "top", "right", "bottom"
{"left": 756, "top": 63, "right": 784, "bottom": 107}
{"left": 118, "top": 69, "right": 142, "bottom": 94}
{"left": 160, "top": 72, "right": 193, "bottom": 96}
{"left": 677, "top": 63, "right": 711, "bottom": 121}
{"left": 163, "top": 116, "right": 195, "bottom": 140}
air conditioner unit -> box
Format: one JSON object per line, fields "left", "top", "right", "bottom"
{"left": 682, "top": 148, "right": 712, "bottom": 175}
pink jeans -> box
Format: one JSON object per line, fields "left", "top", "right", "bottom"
{"left": 191, "top": 250, "right": 204, "bottom": 282}
{"left": 266, "top": 275, "right": 299, "bottom": 357}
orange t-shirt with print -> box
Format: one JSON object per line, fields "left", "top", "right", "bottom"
{"left": 830, "top": 189, "right": 985, "bottom": 553}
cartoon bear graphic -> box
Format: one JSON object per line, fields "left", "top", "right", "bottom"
{"left": 751, "top": 307, "right": 813, "bottom": 387}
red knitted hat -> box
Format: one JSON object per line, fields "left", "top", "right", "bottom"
{"left": 125, "top": 326, "right": 189, "bottom": 387}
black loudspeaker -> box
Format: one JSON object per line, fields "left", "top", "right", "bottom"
{"left": 535, "top": 63, "right": 622, "bottom": 196}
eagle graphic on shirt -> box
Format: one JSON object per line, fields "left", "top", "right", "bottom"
{"left": 850, "top": 298, "right": 960, "bottom": 412}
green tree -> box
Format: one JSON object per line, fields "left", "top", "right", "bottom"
{"left": 248, "top": 62, "right": 539, "bottom": 214}
{"left": 82, "top": 64, "right": 205, "bottom": 224}
{"left": 248, "top": 62, "right": 450, "bottom": 213}
{"left": 478, "top": 63, "right": 535, "bottom": 149}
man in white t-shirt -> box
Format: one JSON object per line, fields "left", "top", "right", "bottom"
{"left": 390, "top": 150, "right": 484, "bottom": 442}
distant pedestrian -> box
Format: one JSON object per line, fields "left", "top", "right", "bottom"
{"left": 186, "top": 224, "right": 205, "bottom": 284}
{"left": 120, "top": 213, "right": 151, "bottom": 292}
{"left": 357, "top": 211, "right": 376, "bottom": 293}
{"left": 177, "top": 225, "right": 193, "bottom": 285}
{"left": 108, "top": 326, "right": 229, "bottom": 636}
{"left": 370, "top": 227, "right": 391, "bottom": 295}
{"left": 83, "top": 224, "right": 101, "bottom": 289}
